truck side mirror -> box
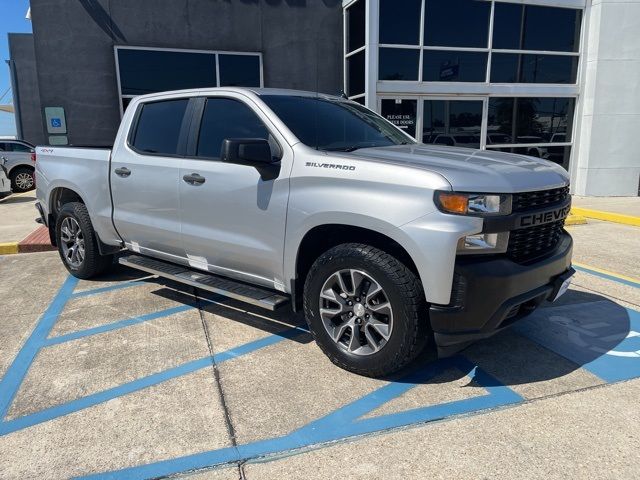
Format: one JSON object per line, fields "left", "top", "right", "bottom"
{"left": 221, "top": 138, "right": 277, "bottom": 166}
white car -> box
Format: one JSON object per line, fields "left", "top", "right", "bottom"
{"left": 0, "top": 159, "right": 12, "bottom": 199}
{"left": 0, "top": 140, "right": 36, "bottom": 192}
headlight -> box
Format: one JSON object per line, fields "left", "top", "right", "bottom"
{"left": 434, "top": 191, "right": 512, "bottom": 216}
{"left": 457, "top": 232, "right": 509, "bottom": 255}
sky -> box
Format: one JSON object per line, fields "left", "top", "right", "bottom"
{"left": 0, "top": 0, "right": 32, "bottom": 136}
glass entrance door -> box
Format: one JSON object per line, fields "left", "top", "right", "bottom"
{"left": 422, "top": 98, "right": 484, "bottom": 148}
{"left": 380, "top": 98, "right": 418, "bottom": 139}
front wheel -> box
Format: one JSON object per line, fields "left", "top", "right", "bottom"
{"left": 303, "top": 243, "right": 430, "bottom": 377}
{"left": 55, "top": 202, "right": 112, "bottom": 279}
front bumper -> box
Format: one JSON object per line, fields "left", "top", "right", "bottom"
{"left": 430, "top": 232, "right": 573, "bottom": 356}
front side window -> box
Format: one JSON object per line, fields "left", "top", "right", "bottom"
{"left": 261, "top": 95, "right": 414, "bottom": 151}
{"left": 131, "top": 99, "right": 189, "bottom": 155}
{"left": 197, "top": 98, "right": 269, "bottom": 159}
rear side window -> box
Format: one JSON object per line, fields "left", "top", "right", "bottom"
{"left": 9, "top": 143, "right": 32, "bottom": 152}
{"left": 197, "top": 98, "right": 269, "bottom": 158}
{"left": 131, "top": 99, "right": 189, "bottom": 155}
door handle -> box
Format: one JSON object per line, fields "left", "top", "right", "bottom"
{"left": 183, "top": 173, "right": 206, "bottom": 185}
{"left": 114, "top": 167, "right": 131, "bottom": 177}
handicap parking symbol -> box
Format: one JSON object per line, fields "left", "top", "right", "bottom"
{"left": 516, "top": 301, "right": 640, "bottom": 383}
{"left": 51, "top": 118, "right": 62, "bottom": 128}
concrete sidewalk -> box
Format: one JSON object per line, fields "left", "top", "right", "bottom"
{"left": 0, "top": 192, "right": 55, "bottom": 254}
{"left": 573, "top": 196, "right": 640, "bottom": 217}
{"left": 0, "top": 192, "right": 39, "bottom": 244}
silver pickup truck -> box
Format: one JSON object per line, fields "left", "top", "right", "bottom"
{"left": 35, "top": 88, "right": 574, "bottom": 377}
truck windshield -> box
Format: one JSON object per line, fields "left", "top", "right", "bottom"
{"left": 260, "top": 95, "right": 415, "bottom": 152}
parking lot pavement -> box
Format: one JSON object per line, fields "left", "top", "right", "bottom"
{"left": 0, "top": 220, "right": 639, "bottom": 479}
{"left": 0, "top": 191, "right": 39, "bottom": 245}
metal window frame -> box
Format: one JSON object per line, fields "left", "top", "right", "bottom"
{"left": 114, "top": 45, "right": 263, "bottom": 117}
{"left": 362, "top": 0, "right": 585, "bottom": 157}
{"left": 378, "top": 95, "right": 487, "bottom": 146}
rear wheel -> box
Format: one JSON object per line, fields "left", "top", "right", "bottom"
{"left": 303, "top": 243, "right": 430, "bottom": 377}
{"left": 10, "top": 167, "right": 35, "bottom": 192}
{"left": 55, "top": 202, "right": 112, "bottom": 279}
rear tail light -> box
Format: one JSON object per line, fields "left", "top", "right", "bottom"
{"left": 31, "top": 152, "right": 36, "bottom": 162}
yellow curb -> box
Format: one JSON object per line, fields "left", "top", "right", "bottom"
{"left": 0, "top": 242, "right": 19, "bottom": 255}
{"left": 573, "top": 261, "right": 640, "bottom": 285}
{"left": 571, "top": 207, "right": 640, "bottom": 227}
{"left": 565, "top": 213, "right": 587, "bottom": 226}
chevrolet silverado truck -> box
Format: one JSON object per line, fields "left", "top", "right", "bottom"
{"left": 35, "top": 88, "right": 574, "bottom": 377}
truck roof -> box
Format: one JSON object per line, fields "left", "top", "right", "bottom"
{"left": 130, "top": 87, "right": 344, "bottom": 102}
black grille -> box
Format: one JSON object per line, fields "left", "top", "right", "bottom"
{"left": 512, "top": 186, "right": 570, "bottom": 212}
{"left": 508, "top": 219, "right": 565, "bottom": 263}
{"left": 507, "top": 186, "right": 570, "bottom": 263}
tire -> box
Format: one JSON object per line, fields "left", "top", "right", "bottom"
{"left": 10, "top": 167, "right": 35, "bottom": 192}
{"left": 303, "top": 243, "right": 430, "bottom": 377}
{"left": 55, "top": 202, "right": 112, "bottom": 279}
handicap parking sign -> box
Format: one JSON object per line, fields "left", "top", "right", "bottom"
{"left": 44, "top": 107, "right": 67, "bottom": 134}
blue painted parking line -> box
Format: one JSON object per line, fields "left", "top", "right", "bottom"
{"left": 0, "top": 327, "right": 304, "bottom": 436}
{"left": 0, "top": 274, "right": 306, "bottom": 436}
{"left": 44, "top": 304, "right": 196, "bottom": 346}
{"left": 70, "top": 279, "right": 150, "bottom": 299}
{"left": 573, "top": 263, "right": 640, "bottom": 289}
{"left": 516, "top": 301, "right": 640, "bottom": 383}
{"left": 79, "top": 356, "right": 522, "bottom": 480}
{"left": 8, "top": 268, "right": 639, "bottom": 480}
{"left": 0, "top": 275, "right": 79, "bottom": 420}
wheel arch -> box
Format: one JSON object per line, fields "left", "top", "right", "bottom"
{"left": 47, "top": 187, "right": 86, "bottom": 247}
{"left": 290, "top": 222, "right": 421, "bottom": 311}
{"left": 48, "top": 187, "right": 119, "bottom": 256}
{"left": 8, "top": 163, "right": 35, "bottom": 176}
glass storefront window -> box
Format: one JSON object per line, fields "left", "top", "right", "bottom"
{"left": 493, "top": 4, "right": 582, "bottom": 53}
{"left": 218, "top": 54, "right": 261, "bottom": 87}
{"left": 423, "top": 50, "right": 487, "bottom": 82}
{"left": 117, "top": 49, "right": 216, "bottom": 96}
{"left": 380, "top": 0, "right": 422, "bottom": 45}
{"left": 347, "top": 50, "right": 366, "bottom": 96}
{"left": 379, "top": 48, "right": 420, "bottom": 81}
{"left": 347, "top": 0, "right": 366, "bottom": 53}
{"left": 423, "top": 99, "right": 483, "bottom": 147}
{"left": 491, "top": 53, "right": 578, "bottom": 84}
{"left": 380, "top": 99, "right": 418, "bottom": 138}
{"left": 116, "top": 48, "right": 263, "bottom": 116}
{"left": 424, "top": 0, "right": 491, "bottom": 48}
{"left": 487, "top": 97, "right": 575, "bottom": 143}
{"left": 487, "top": 145, "right": 571, "bottom": 170}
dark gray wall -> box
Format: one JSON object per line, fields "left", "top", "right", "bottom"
{"left": 8, "top": 33, "right": 45, "bottom": 145}
{"left": 28, "top": 0, "right": 343, "bottom": 145}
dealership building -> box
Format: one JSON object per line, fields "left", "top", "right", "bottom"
{"left": 7, "top": 0, "right": 640, "bottom": 196}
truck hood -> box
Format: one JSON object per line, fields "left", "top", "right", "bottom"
{"left": 346, "top": 144, "right": 569, "bottom": 193}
